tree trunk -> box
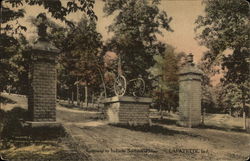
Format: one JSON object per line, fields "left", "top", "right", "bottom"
{"left": 76, "top": 77, "right": 80, "bottom": 106}
{"left": 0, "top": 91, "right": 2, "bottom": 110}
{"left": 85, "top": 85, "right": 88, "bottom": 107}
{"left": 67, "top": 89, "right": 70, "bottom": 104}
{"left": 8, "top": 87, "right": 10, "bottom": 95}
{"left": 97, "top": 67, "right": 107, "bottom": 98}
{"left": 71, "top": 91, "right": 74, "bottom": 105}
{"left": 160, "top": 104, "right": 164, "bottom": 120}
{"left": 82, "top": 88, "right": 85, "bottom": 107}
{"left": 68, "top": 98, "right": 70, "bottom": 105}
{"left": 243, "top": 110, "right": 246, "bottom": 129}
{"left": 92, "top": 93, "right": 94, "bottom": 103}
{"left": 160, "top": 110, "right": 163, "bottom": 120}
{"left": 242, "top": 89, "right": 246, "bottom": 130}
{"left": 0, "top": 0, "right": 3, "bottom": 34}
{"left": 168, "top": 103, "right": 171, "bottom": 114}
{"left": 202, "top": 108, "right": 206, "bottom": 125}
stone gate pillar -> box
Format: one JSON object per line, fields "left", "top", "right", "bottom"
{"left": 178, "top": 53, "right": 202, "bottom": 127}
{"left": 27, "top": 13, "right": 60, "bottom": 127}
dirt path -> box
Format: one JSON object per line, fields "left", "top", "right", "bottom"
{"left": 58, "top": 108, "right": 250, "bottom": 161}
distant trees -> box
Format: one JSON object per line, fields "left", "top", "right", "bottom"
{"left": 221, "top": 48, "right": 250, "bottom": 116}
{"left": 148, "top": 45, "right": 185, "bottom": 113}
{"left": 197, "top": 55, "right": 216, "bottom": 114}
{"left": 57, "top": 17, "right": 104, "bottom": 103}
{"left": 103, "top": 0, "right": 173, "bottom": 95}
{"left": 213, "top": 48, "right": 250, "bottom": 116}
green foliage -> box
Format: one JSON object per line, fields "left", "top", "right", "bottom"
{"left": 57, "top": 16, "right": 103, "bottom": 97}
{"left": 11, "top": 34, "right": 32, "bottom": 95}
{"left": 195, "top": 0, "right": 249, "bottom": 54}
{"left": 0, "top": 33, "right": 21, "bottom": 91}
{"left": 220, "top": 49, "right": 250, "bottom": 114}
{"left": 1, "top": 0, "right": 96, "bottom": 31}
{"left": 222, "top": 49, "right": 249, "bottom": 85}
{"left": 24, "top": 14, "right": 104, "bottom": 99}
{"left": 195, "top": 0, "right": 250, "bottom": 114}
{"left": 148, "top": 45, "right": 185, "bottom": 111}
{"left": 215, "top": 82, "right": 249, "bottom": 116}
{"left": 197, "top": 57, "right": 216, "bottom": 112}
{"left": 103, "top": 0, "right": 173, "bottom": 94}
{"left": 0, "top": 31, "right": 31, "bottom": 94}
{"left": 0, "top": 1, "right": 26, "bottom": 33}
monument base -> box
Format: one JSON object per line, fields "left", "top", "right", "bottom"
{"left": 25, "top": 121, "right": 61, "bottom": 128}
{"left": 103, "top": 96, "right": 152, "bottom": 126}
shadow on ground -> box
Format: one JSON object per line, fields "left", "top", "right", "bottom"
{"left": 196, "top": 124, "right": 246, "bottom": 133}
{"left": 152, "top": 117, "right": 247, "bottom": 134}
{"left": 59, "top": 102, "right": 99, "bottom": 112}
{"left": 0, "top": 107, "right": 67, "bottom": 146}
{"left": 151, "top": 118, "right": 178, "bottom": 125}
{"left": 112, "top": 124, "right": 201, "bottom": 137}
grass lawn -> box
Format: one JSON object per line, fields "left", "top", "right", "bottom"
{"left": 1, "top": 93, "right": 250, "bottom": 161}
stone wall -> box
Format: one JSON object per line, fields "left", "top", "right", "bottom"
{"left": 103, "top": 96, "right": 152, "bottom": 125}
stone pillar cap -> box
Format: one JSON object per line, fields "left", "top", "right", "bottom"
{"left": 179, "top": 65, "right": 203, "bottom": 75}
{"left": 32, "top": 40, "right": 60, "bottom": 53}
{"left": 179, "top": 53, "right": 203, "bottom": 75}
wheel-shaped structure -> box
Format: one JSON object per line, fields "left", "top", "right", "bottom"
{"left": 132, "top": 78, "right": 145, "bottom": 97}
{"left": 114, "top": 75, "right": 127, "bottom": 96}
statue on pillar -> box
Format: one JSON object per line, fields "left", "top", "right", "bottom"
{"left": 32, "top": 13, "right": 59, "bottom": 53}
{"left": 36, "top": 13, "right": 48, "bottom": 41}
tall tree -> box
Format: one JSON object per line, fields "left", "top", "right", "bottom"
{"left": 103, "top": 0, "right": 173, "bottom": 95}
{"left": 195, "top": 0, "right": 249, "bottom": 56}
{"left": 220, "top": 49, "right": 250, "bottom": 117}
{"left": 58, "top": 16, "right": 103, "bottom": 102}
{"left": 195, "top": 0, "right": 250, "bottom": 127}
